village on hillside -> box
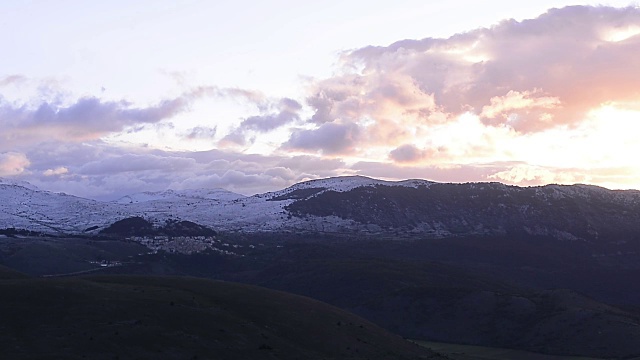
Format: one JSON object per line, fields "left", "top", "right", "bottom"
{"left": 128, "top": 235, "right": 247, "bottom": 256}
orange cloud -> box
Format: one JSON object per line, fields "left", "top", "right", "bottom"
{"left": 0, "top": 152, "right": 30, "bottom": 176}
{"left": 488, "top": 164, "right": 585, "bottom": 185}
{"left": 480, "top": 90, "right": 561, "bottom": 126}
{"left": 337, "top": 5, "right": 640, "bottom": 134}
{"left": 43, "top": 167, "right": 69, "bottom": 177}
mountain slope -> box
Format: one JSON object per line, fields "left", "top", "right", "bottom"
{"left": 285, "top": 181, "right": 640, "bottom": 242}
{"left": 0, "top": 181, "right": 124, "bottom": 234}
{"left": 227, "top": 255, "right": 640, "bottom": 358}
{"left": 0, "top": 272, "right": 443, "bottom": 360}
{"left": 0, "top": 264, "right": 28, "bottom": 279}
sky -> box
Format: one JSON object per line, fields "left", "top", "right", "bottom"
{"left": 1, "top": 0, "right": 640, "bottom": 199}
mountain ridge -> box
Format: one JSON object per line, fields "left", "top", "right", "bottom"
{"left": 2, "top": 176, "right": 640, "bottom": 244}
{"left": 114, "top": 188, "right": 246, "bottom": 204}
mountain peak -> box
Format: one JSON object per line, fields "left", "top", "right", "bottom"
{"left": 114, "top": 188, "right": 245, "bottom": 204}
{"left": 0, "top": 178, "right": 39, "bottom": 191}
{"left": 284, "top": 175, "right": 434, "bottom": 193}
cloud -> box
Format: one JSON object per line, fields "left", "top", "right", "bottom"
{"left": 185, "top": 126, "right": 217, "bottom": 140}
{"left": 0, "top": 84, "right": 272, "bottom": 151}
{"left": 480, "top": 90, "right": 561, "bottom": 124}
{"left": 0, "top": 152, "right": 30, "bottom": 176}
{"left": 0, "top": 94, "right": 195, "bottom": 149}
{"left": 43, "top": 167, "right": 68, "bottom": 177}
{"left": 389, "top": 144, "right": 425, "bottom": 163}
{"left": 220, "top": 97, "right": 302, "bottom": 146}
{"left": 7, "top": 142, "right": 351, "bottom": 200}
{"left": 172, "top": 169, "right": 293, "bottom": 195}
{"left": 240, "top": 112, "right": 294, "bottom": 132}
{"left": 79, "top": 153, "right": 196, "bottom": 175}
{"left": 0, "top": 75, "right": 27, "bottom": 87}
{"left": 282, "top": 5, "right": 640, "bottom": 157}
{"left": 276, "top": 155, "right": 348, "bottom": 176}
{"left": 388, "top": 144, "right": 448, "bottom": 163}
{"left": 350, "top": 160, "right": 596, "bottom": 188}
{"left": 325, "top": 5, "right": 640, "bottom": 133}
{"left": 301, "top": 72, "right": 440, "bottom": 151}
{"left": 283, "top": 122, "right": 361, "bottom": 155}
{"left": 351, "top": 161, "right": 506, "bottom": 183}
{"left": 488, "top": 164, "right": 585, "bottom": 185}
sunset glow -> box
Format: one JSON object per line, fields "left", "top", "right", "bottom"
{"left": 1, "top": 1, "right": 640, "bottom": 199}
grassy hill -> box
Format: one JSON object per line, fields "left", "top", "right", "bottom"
{"left": 414, "top": 341, "right": 608, "bottom": 360}
{"left": 223, "top": 255, "right": 640, "bottom": 358}
{"left": 0, "top": 267, "right": 443, "bottom": 360}
{"left": 0, "top": 264, "right": 28, "bottom": 279}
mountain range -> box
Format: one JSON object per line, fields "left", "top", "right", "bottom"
{"left": 2, "top": 176, "right": 640, "bottom": 245}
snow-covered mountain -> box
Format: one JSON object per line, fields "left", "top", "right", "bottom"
{"left": 0, "top": 178, "right": 39, "bottom": 191}
{"left": 115, "top": 188, "right": 245, "bottom": 204}
{"left": 0, "top": 176, "right": 356, "bottom": 234}
{"left": 0, "top": 176, "right": 432, "bottom": 235}
{"left": 2, "top": 176, "right": 640, "bottom": 243}
{"left": 0, "top": 180, "right": 123, "bottom": 233}
{"left": 265, "top": 176, "right": 433, "bottom": 196}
